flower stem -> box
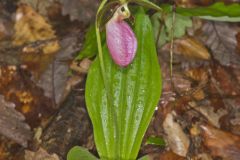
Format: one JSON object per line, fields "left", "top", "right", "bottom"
{"left": 96, "top": 0, "right": 120, "bottom": 158}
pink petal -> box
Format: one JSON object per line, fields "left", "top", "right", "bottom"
{"left": 106, "top": 19, "right": 137, "bottom": 67}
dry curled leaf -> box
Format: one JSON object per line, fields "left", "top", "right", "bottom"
{"left": 0, "top": 95, "right": 32, "bottom": 147}
{"left": 25, "top": 148, "right": 59, "bottom": 160}
{"left": 201, "top": 124, "right": 240, "bottom": 160}
{"left": 13, "top": 3, "right": 59, "bottom": 54}
{"left": 163, "top": 112, "right": 190, "bottom": 157}
{"left": 173, "top": 36, "right": 210, "bottom": 60}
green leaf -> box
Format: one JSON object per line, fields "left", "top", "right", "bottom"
{"left": 151, "top": 12, "right": 167, "bottom": 46}
{"left": 67, "top": 146, "right": 98, "bottom": 160}
{"left": 138, "top": 155, "right": 150, "bottom": 160}
{"left": 85, "top": 9, "right": 162, "bottom": 160}
{"left": 176, "top": 2, "right": 240, "bottom": 21}
{"left": 151, "top": 12, "right": 192, "bottom": 47}
{"left": 165, "top": 13, "right": 192, "bottom": 38}
{"left": 75, "top": 25, "right": 105, "bottom": 60}
{"left": 146, "top": 136, "right": 166, "bottom": 146}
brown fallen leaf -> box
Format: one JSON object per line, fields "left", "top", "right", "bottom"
{"left": 201, "top": 124, "right": 240, "bottom": 160}
{"left": 147, "top": 151, "right": 185, "bottom": 160}
{"left": 236, "top": 32, "right": 240, "bottom": 55}
{"left": 0, "top": 19, "right": 10, "bottom": 41}
{"left": 20, "top": 0, "right": 55, "bottom": 16}
{"left": 0, "top": 95, "right": 32, "bottom": 147}
{"left": 191, "top": 104, "right": 227, "bottom": 128}
{"left": 192, "top": 153, "right": 213, "bottom": 160}
{"left": 60, "top": 0, "right": 99, "bottom": 23}
{"left": 159, "top": 58, "right": 192, "bottom": 103}
{"left": 70, "top": 58, "right": 92, "bottom": 74}
{"left": 25, "top": 148, "right": 59, "bottom": 160}
{"left": 200, "top": 22, "right": 240, "bottom": 68}
{"left": 13, "top": 3, "right": 60, "bottom": 78}
{"left": 13, "top": 3, "right": 59, "bottom": 54}
{"left": 163, "top": 112, "right": 190, "bottom": 157}
{"left": 36, "top": 35, "right": 84, "bottom": 106}
{"left": 184, "top": 68, "right": 208, "bottom": 82}
{"left": 0, "top": 65, "right": 55, "bottom": 127}
{"left": 173, "top": 36, "right": 210, "bottom": 60}
{"left": 211, "top": 65, "right": 240, "bottom": 96}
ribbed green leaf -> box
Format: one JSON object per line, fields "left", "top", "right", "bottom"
{"left": 85, "top": 10, "right": 162, "bottom": 160}
{"left": 67, "top": 146, "right": 98, "bottom": 160}
{"left": 146, "top": 136, "right": 165, "bottom": 146}
{"left": 75, "top": 25, "right": 97, "bottom": 60}
{"left": 75, "top": 25, "right": 106, "bottom": 60}
{"left": 176, "top": 2, "right": 240, "bottom": 17}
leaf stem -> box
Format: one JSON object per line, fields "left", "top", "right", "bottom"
{"left": 170, "top": 5, "right": 176, "bottom": 77}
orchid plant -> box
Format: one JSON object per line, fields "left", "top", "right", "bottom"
{"left": 68, "top": 1, "right": 240, "bottom": 160}
{"left": 87, "top": 1, "right": 162, "bottom": 159}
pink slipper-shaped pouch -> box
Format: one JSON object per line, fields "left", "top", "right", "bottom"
{"left": 106, "top": 4, "right": 137, "bottom": 67}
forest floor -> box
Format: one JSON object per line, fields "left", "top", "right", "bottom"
{"left": 0, "top": 0, "right": 240, "bottom": 160}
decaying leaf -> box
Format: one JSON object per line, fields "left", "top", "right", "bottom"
{"left": 201, "top": 124, "right": 240, "bottom": 160}
{"left": 59, "top": 0, "right": 99, "bottom": 23}
{"left": 211, "top": 65, "right": 240, "bottom": 96}
{"left": 25, "top": 148, "right": 60, "bottom": 160}
{"left": 192, "top": 153, "right": 213, "bottom": 160}
{"left": 236, "top": 31, "right": 240, "bottom": 54}
{"left": 0, "top": 65, "right": 54, "bottom": 127}
{"left": 147, "top": 151, "right": 185, "bottom": 160}
{"left": 172, "top": 36, "right": 210, "bottom": 60}
{"left": 20, "top": 0, "right": 55, "bottom": 16}
{"left": 184, "top": 68, "right": 208, "bottom": 82}
{"left": 163, "top": 112, "right": 190, "bottom": 157}
{"left": 37, "top": 35, "right": 83, "bottom": 106}
{"left": 200, "top": 22, "right": 240, "bottom": 68}
{"left": 13, "top": 3, "right": 59, "bottom": 54}
{"left": 70, "top": 58, "right": 92, "bottom": 74}
{"left": 0, "top": 18, "right": 12, "bottom": 41}
{"left": 0, "top": 95, "right": 32, "bottom": 147}
{"left": 190, "top": 103, "right": 228, "bottom": 128}
{"left": 159, "top": 58, "right": 192, "bottom": 104}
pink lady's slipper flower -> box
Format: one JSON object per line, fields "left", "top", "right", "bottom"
{"left": 106, "top": 3, "right": 137, "bottom": 67}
